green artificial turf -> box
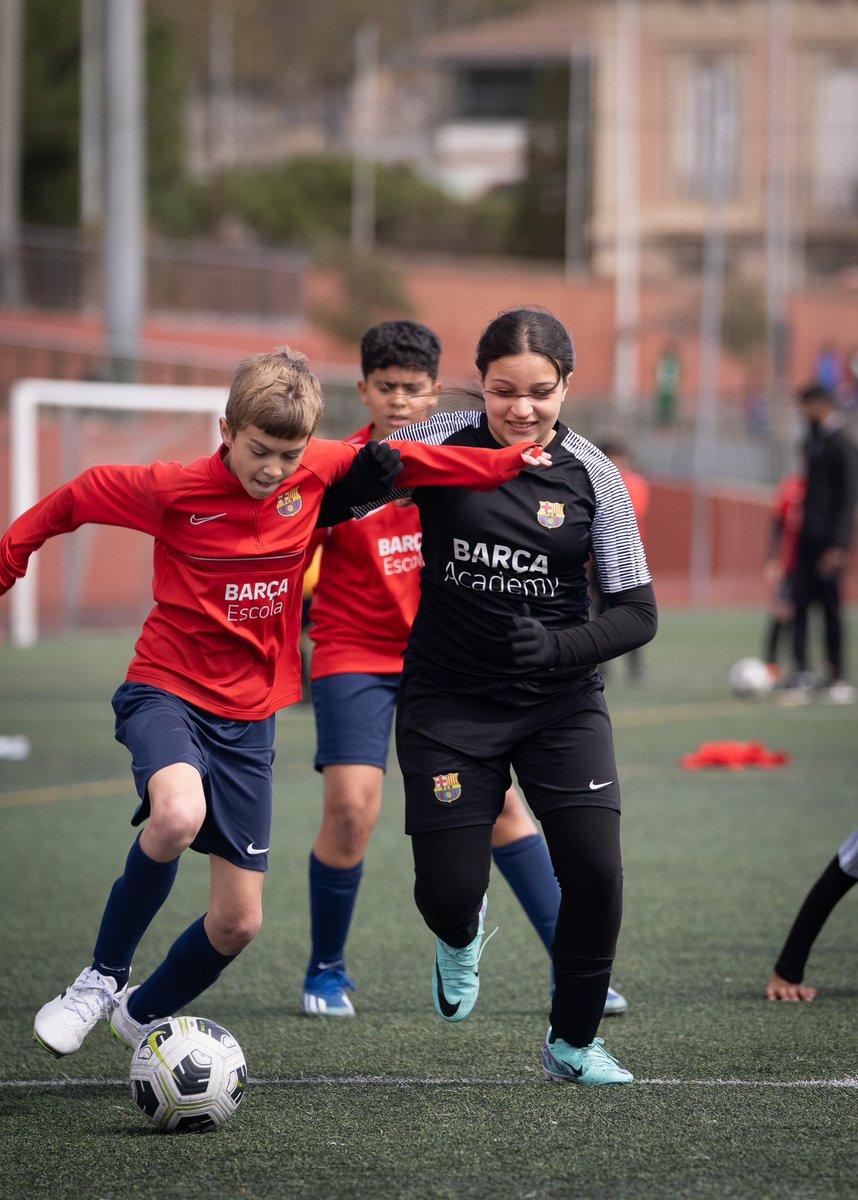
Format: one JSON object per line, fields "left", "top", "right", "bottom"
{"left": 1, "top": 610, "right": 855, "bottom": 1199}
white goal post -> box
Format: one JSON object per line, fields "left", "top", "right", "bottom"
{"left": 8, "top": 378, "right": 228, "bottom": 648}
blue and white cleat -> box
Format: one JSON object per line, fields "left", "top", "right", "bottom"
{"left": 302, "top": 967, "right": 356, "bottom": 1017}
{"left": 433, "top": 895, "right": 496, "bottom": 1022}
{"left": 542, "top": 1030, "right": 633, "bottom": 1085}
{"left": 604, "top": 986, "right": 628, "bottom": 1016}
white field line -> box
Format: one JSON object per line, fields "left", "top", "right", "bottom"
{"left": 2, "top": 1074, "right": 856, "bottom": 1090}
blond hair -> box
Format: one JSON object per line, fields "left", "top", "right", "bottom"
{"left": 225, "top": 347, "right": 324, "bottom": 439}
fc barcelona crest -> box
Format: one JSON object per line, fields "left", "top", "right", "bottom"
{"left": 276, "top": 487, "right": 303, "bottom": 518}
{"left": 537, "top": 500, "right": 565, "bottom": 529}
{"left": 433, "top": 772, "right": 462, "bottom": 804}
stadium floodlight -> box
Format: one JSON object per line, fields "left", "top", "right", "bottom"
{"left": 8, "top": 378, "right": 227, "bottom": 648}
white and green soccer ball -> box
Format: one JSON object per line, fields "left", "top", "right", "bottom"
{"left": 728, "top": 657, "right": 774, "bottom": 697}
{"left": 129, "top": 1015, "right": 247, "bottom": 1133}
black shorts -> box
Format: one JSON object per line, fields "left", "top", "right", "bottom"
{"left": 395, "top": 667, "right": 620, "bottom": 835}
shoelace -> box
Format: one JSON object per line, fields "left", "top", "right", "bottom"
{"left": 64, "top": 974, "right": 114, "bottom": 1021}
{"left": 439, "top": 924, "right": 499, "bottom": 983}
{"left": 585, "top": 1037, "right": 621, "bottom": 1065}
{"left": 312, "top": 969, "right": 355, "bottom": 996}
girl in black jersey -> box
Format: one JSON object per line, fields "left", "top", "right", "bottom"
{"left": 386, "top": 307, "right": 657, "bottom": 1085}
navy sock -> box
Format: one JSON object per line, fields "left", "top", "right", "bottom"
{"left": 306, "top": 854, "right": 363, "bottom": 976}
{"left": 128, "top": 916, "right": 236, "bottom": 1024}
{"left": 92, "top": 835, "right": 179, "bottom": 989}
{"left": 492, "top": 834, "right": 560, "bottom": 956}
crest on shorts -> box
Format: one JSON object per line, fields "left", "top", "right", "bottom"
{"left": 537, "top": 500, "right": 565, "bottom": 528}
{"left": 276, "top": 487, "right": 302, "bottom": 518}
{"left": 433, "top": 772, "right": 461, "bottom": 804}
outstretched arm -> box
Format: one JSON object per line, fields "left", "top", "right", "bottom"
{"left": 317, "top": 440, "right": 550, "bottom": 527}
{"left": 0, "top": 464, "right": 164, "bottom": 594}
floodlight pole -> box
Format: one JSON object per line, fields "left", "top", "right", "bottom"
{"left": 104, "top": 0, "right": 145, "bottom": 379}
{"left": 690, "top": 75, "right": 733, "bottom": 608}
{"left": 613, "top": 0, "right": 641, "bottom": 414}
{"left": 351, "top": 24, "right": 379, "bottom": 252}
{"left": 0, "top": 0, "right": 23, "bottom": 305}
{"left": 765, "top": 0, "right": 791, "bottom": 477}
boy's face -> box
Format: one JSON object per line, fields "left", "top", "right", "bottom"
{"left": 220, "top": 419, "right": 309, "bottom": 500}
{"left": 358, "top": 366, "right": 440, "bottom": 439}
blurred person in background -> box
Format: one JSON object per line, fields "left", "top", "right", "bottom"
{"left": 779, "top": 385, "right": 858, "bottom": 705}
{"left": 762, "top": 471, "right": 806, "bottom": 683}
{"left": 654, "top": 342, "right": 681, "bottom": 428}
{"left": 592, "top": 440, "right": 650, "bottom": 684}
{"left": 812, "top": 342, "right": 842, "bottom": 397}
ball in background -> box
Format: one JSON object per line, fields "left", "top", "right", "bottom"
{"left": 129, "top": 1015, "right": 247, "bottom": 1133}
{"left": 728, "top": 657, "right": 774, "bottom": 697}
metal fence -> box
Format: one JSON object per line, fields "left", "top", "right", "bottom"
{"left": 8, "top": 226, "right": 308, "bottom": 321}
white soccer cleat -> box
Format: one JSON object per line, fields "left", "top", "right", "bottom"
{"left": 109, "top": 985, "right": 171, "bottom": 1049}
{"left": 34, "top": 966, "right": 126, "bottom": 1057}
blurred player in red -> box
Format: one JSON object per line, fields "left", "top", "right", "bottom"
{"left": 762, "top": 472, "right": 805, "bottom": 682}
{"left": 593, "top": 441, "right": 650, "bottom": 683}
{"left": 301, "top": 321, "right": 628, "bottom": 1019}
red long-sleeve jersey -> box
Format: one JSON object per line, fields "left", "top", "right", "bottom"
{"left": 0, "top": 437, "right": 534, "bottom": 719}
{"left": 308, "top": 424, "right": 422, "bottom": 679}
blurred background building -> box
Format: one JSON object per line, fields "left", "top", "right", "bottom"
{"left": 1, "top": 0, "right": 857, "bottom": 628}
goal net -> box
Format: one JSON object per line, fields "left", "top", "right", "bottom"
{"left": 3, "top": 371, "right": 357, "bottom": 647}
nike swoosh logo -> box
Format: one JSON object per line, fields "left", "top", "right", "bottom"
{"left": 435, "top": 961, "right": 461, "bottom": 1018}
{"left": 246, "top": 843, "right": 270, "bottom": 855}
{"left": 190, "top": 513, "right": 227, "bottom": 525}
{"left": 589, "top": 779, "right": 613, "bottom": 790}
{"left": 316, "top": 961, "right": 344, "bottom": 972}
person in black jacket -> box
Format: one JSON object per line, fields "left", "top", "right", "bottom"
{"left": 780, "top": 385, "right": 858, "bottom": 705}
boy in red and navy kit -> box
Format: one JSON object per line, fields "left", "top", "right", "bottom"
{"left": 302, "top": 322, "right": 628, "bottom": 1018}
{"left": 0, "top": 346, "right": 546, "bottom": 1058}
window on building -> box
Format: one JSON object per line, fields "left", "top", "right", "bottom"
{"left": 454, "top": 67, "right": 537, "bottom": 120}
{"left": 671, "top": 51, "right": 741, "bottom": 201}
{"left": 813, "top": 60, "right": 858, "bottom": 216}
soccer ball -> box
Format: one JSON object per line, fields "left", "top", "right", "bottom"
{"left": 728, "top": 657, "right": 774, "bottom": 697}
{"left": 129, "top": 1015, "right": 247, "bottom": 1133}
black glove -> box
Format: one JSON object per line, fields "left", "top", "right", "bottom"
{"left": 316, "top": 440, "right": 404, "bottom": 527}
{"left": 509, "top": 607, "right": 560, "bottom": 669}
{"left": 355, "top": 440, "right": 404, "bottom": 497}
{"left": 509, "top": 584, "right": 658, "bottom": 670}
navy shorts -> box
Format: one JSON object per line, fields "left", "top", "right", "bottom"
{"left": 395, "top": 668, "right": 620, "bottom": 835}
{"left": 112, "top": 681, "right": 276, "bottom": 872}
{"left": 311, "top": 672, "right": 400, "bottom": 771}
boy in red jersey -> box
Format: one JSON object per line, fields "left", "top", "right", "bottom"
{"left": 0, "top": 346, "right": 547, "bottom": 1058}
{"left": 301, "top": 322, "right": 627, "bottom": 1019}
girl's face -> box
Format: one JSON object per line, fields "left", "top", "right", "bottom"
{"left": 220, "top": 419, "right": 309, "bottom": 500}
{"left": 482, "top": 353, "right": 569, "bottom": 448}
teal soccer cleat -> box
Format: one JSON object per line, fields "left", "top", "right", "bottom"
{"left": 432, "top": 896, "right": 496, "bottom": 1022}
{"left": 542, "top": 1030, "right": 634, "bottom": 1085}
